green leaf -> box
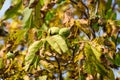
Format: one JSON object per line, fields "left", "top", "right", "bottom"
{"left": 22, "top": 0, "right": 36, "bottom": 29}
{"left": 25, "top": 41, "right": 42, "bottom": 61}
{"left": 46, "top": 36, "right": 62, "bottom": 54}
{"left": 46, "top": 35, "right": 68, "bottom": 54}
{"left": 24, "top": 40, "right": 43, "bottom": 71}
{"left": 117, "top": 37, "right": 120, "bottom": 44}
{"left": 45, "top": 11, "right": 54, "bottom": 23}
{"left": 84, "top": 43, "right": 101, "bottom": 61}
{"left": 7, "top": 51, "right": 15, "bottom": 59}
{"left": 106, "top": 0, "right": 112, "bottom": 10}
{"left": 112, "top": 12, "right": 116, "bottom": 20}
{"left": 34, "top": 1, "right": 41, "bottom": 28}
{"left": 22, "top": 7, "right": 32, "bottom": 28}
{"left": 34, "top": 55, "right": 40, "bottom": 68}
{"left": 90, "top": 44, "right": 101, "bottom": 61}
{"left": 114, "top": 53, "right": 120, "bottom": 66}
{"left": 84, "top": 43, "right": 93, "bottom": 59}
{"left": 92, "top": 23, "right": 99, "bottom": 31}
{"left": 22, "top": 8, "right": 32, "bottom": 24}
{"left": 96, "top": 62, "right": 114, "bottom": 80}
{"left": 116, "top": 20, "right": 120, "bottom": 26}
{"left": 3, "top": 0, "right": 22, "bottom": 19}
{"left": 84, "top": 61, "right": 95, "bottom": 74}
{"left": 107, "top": 69, "right": 115, "bottom": 80}
{"left": 96, "top": 62, "right": 107, "bottom": 76}
{"left": 79, "top": 73, "right": 85, "bottom": 80}
{"left": 52, "top": 35, "right": 68, "bottom": 53}
{"left": 105, "top": 9, "right": 112, "bottom": 19}
{"left": 13, "top": 30, "right": 26, "bottom": 45}
{"left": 40, "top": 23, "right": 48, "bottom": 31}
{"left": 40, "top": 0, "right": 44, "bottom": 6}
{"left": 37, "top": 30, "right": 42, "bottom": 39}
{"left": 0, "top": 58, "right": 4, "bottom": 69}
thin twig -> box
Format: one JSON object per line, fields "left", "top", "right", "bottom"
{"left": 112, "top": 0, "right": 117, "bottom": 11}
{"left": 70, "top": 0, "right": 89, "bottom": 18}
{"left": 79, "top": 0, "right": 89, "bottom": 18}
{"left": 54, "top": 56, "right": 63, "bottom": 80}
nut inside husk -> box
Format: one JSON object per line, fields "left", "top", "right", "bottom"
{"left": 59, "top": 28, "right": 70, "bottom": 37}
{"left": 7, "top": 52, "right": 15, "bottom": 59}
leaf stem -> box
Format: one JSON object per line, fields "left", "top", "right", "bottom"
{"left": 54, "top": 56, "right": 63, "bottom": 80}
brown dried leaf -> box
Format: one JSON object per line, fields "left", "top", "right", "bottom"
{"left": 29, "top": 0, "right": 39, "bottom": 8}
{"left": 23, "top": 0, "right": 30, "bottom": 7}
{"left": 62, "top": 8, "right": 73, "bottom": 24}
{"left": 78, "top": 19, "right": 89, "bottom": 25}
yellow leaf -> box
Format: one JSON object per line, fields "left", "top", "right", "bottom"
{"left": 74, "top": 51, "right": 83, "bottom": 62}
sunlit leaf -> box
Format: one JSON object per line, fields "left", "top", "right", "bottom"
{"left": 46, "top": 35, "right": 68, "bottom": 54}
{"left": 46, "top": 36, "right": 62, "bottom": 54}
{"left": 52, "top": 35, "right": 68, "bottom": 53}
{"left": 40, "top": 0, "right": 44, "bottom": 6}
{"left": 90, "top": 44, "right": 101, "bottom": 61}
{"left": 84, "top": 61, "right": 95, "bottom": 74}
{"left": 7, "top": 51, "right": 15, "bottom": 59}
{"left": 74, "top": 51, "right": 83, "bottom": 62}
{"left": 84, "top": 43, "right": 101, "bottom": 61}
{"left": 25, "top": 41, "right": 42, "bottom": 61}
{"left": 24, "top": 40, "right": 43, "bottom": 71}
{"left": 39, "top": 75, "right": 47, "bottom": 80}
{"left": 40, "top": 23, "right": 48, "bottom": 31}
{"left": 22, "top": 8, "right": 32, "bottom": 23}
{"left": 23, "top": 75, "right": 30, "bottom": 80}
{"left": 14, "top": 30, "right": 26, "bottom": 45}
{"left": 7, "top": 30, "right": 26, "bottom": 49}
{"left": 22, "top": 7, "right": 32, "bottom": 28}
{"left": 40, "top": 60, "right": 50, "bottom": 68}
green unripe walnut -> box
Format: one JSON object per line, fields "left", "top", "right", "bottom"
{"left": 7, "top": 52, "right": 15, "bottom": 59}
{"left": 48, "top": 27, "right": 60, "bottom": 35}
{"left": 59, "top": 28, "right": 70, "bottom": 37}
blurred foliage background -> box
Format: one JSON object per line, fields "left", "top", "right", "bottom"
{"left": 0, "top": 0, "right": 120, "bottom": 80}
